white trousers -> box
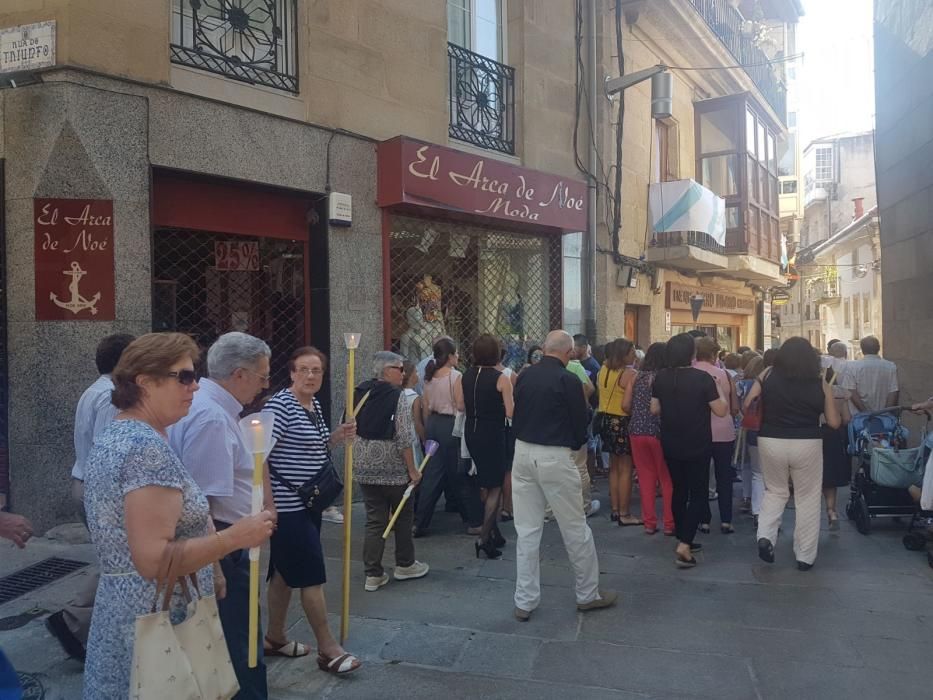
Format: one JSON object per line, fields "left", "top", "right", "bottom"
{"left": 513, "top": 440, "right": 600, "bottom": 611}
{"left": 748, "top": 445, "right": 764, "bottom": 515}
{"left": 572, "top": 446, "right": 592, "bottom": 513}
{"left": 757, "top": 437, "right": 823, "bottom": 565}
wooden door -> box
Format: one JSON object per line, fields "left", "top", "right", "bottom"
{"left": 624, "top": 307, "right": 638, "bottom": 344}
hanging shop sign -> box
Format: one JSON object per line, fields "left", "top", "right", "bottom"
{"left": 665, "top": 282, "right": 755, "bottom": 316}
{"left": 34, "top": 198, "right": 115, "bottom": 321}
{"left": 0, "top": 21, "right": 56, "bottom": 74}
{"left": 377, "top": 136, "right": 587, "bottom": 232}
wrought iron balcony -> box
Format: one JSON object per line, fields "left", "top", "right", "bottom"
{"left": 812, "top": 275, "right": 842, "bottom": 304}
{"left": 687, "top": 0, "right": 787, "bottom": 120}
{"left": 650, "top": 230, "right": 727, "bottom": 256}
{"left": 448, "top": 43, "right": 516, "bottom": 155}
{"left": 171, "top": 0, "right": 298, "bottom": 93}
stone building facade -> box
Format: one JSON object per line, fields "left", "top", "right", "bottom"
{"left": 591, "top": 0, "right": 802, "bottom": 350}
{"left": 0, "top": 1, "right": 586, "bottom": 529}
{"left": 874, "top": 0, "right": 933, "bottom": 414}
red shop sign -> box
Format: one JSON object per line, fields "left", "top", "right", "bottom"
{"left": 377, "top": 136, "right": 587, "bottom": 232}
{"left": 34, "top": 199, "right": 115, "bottom": 321}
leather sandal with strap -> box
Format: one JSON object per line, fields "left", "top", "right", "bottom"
{"left": 317, "top": 651, "right": 361, "bottom": 675}
{"left": 264, "top": 636, "right": 310, "bottom": 658}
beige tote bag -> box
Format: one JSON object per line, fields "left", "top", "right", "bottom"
{"left": 130, "top": 540, "right": 239, "bottom": 700}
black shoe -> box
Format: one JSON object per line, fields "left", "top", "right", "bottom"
{"left": 46, "top": 611, "right": 86, "bottom": 662}
{"left": 412, "top": 526, "right": 426, "bottom": 539}
{"left": 698, "top": 524, "right": 711, "bottom": 534}
{"left": 757, "top": 538, "right": 775, "bottom": 564}
{"left": 796, "top": 560, "right": 813, "bottom": 572}
{"left": 475, "top": 539, "right": 502, "bottom": 560}
{"left": 491, "top": 527, "right": 506, "bottom": 548}
{"left": 689, "top": 542, "right": 703, "bottom": 552}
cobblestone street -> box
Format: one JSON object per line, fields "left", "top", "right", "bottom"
{"left": 3, "top": 480, "right": 932, "bottom": 699}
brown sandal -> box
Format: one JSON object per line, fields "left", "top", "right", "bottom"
{"left": 317, "top": 651, "right": 361, "bottom": 675}
{"left": 264, "top": 636, "right": 310, "bottom": 657}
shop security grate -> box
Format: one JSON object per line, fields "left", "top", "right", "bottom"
{"left": 0, "top": 558, "right": 88, "bottom": 606}
{"left": 388, "top": 215, "right": 562, "bottom": 372}
{"left": 153, "top": 228, "right": 307, "bottom": 393}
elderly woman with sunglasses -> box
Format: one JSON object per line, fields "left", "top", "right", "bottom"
{"left": 82, "top": 333, "right": 274, "bottom": 700}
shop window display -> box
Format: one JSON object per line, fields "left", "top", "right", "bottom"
{"left": 389, "top": 216, "right": 561, "bottom": 371}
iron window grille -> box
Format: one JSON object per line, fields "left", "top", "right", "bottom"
{"left": 448, "top": 42, "right": 516, "bottom": 155}
{"left": 153, "top": 228, "right": 307, "bottom": 393}
{"left": 171, "top": 0, "right": 298, "bottom": 93}
{"left": 388, "top": 216, "right": 561, "bottom": 372}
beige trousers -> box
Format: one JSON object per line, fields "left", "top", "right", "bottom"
{"left": 512, "top": 440, "right": 600, "bottom": 611}
{"left": 572, "top": 446, "right": 592, "bottom": 513}
{"left": 757, "top": 437, "right": 824, "bottom": 565}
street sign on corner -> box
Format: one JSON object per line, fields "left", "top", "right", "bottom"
{"left": 0, "top": 20, "right": 56, "bottom": 75}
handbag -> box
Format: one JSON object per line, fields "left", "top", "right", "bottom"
{"left": 270, "top": 461, "right": 343, "bottom": 513}
{"left": 269, "top": 407, "right": 343, "bottom": 513}
{"left": 130, "top": 540, "right": 238, "bottom": 700}
{"left": 869, "top": 446, "right": 925, "bottom": 488}
{"left": 449, "top": 373, "right": 466, "bottom": 438}
{"left": 741, "top": 371, "right": 768, "bottom": 432}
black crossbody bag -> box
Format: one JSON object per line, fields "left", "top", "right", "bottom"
{"left": 268, "top": 406, "right": 343, "bottom": 513}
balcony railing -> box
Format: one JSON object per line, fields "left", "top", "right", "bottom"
{"left": 687, "top": 0, "right": 787, "bottom": 120}
{"left": 171, "top": 0, "right": 298, "bottom": 93}
{"left": 812, "top": 275, "right": 842, "bottom": 303}
{"left": 650, "top": 230, "right": 727, "bottom": 255}
{"left": 448, "top": 43, "right": 516, "bottom": 155}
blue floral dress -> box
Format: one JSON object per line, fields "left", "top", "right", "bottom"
{"left": 83, "top": 419, "right": 213, "bottom": 700}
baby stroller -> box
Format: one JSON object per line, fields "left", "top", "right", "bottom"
{"left": 845, "top": 407, "right": 929, "bottom": 543}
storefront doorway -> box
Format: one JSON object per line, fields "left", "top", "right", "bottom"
{"left": 151, "top": 172, "right": 318, "bottom": 391}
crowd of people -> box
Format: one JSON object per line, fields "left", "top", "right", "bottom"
{"left": 1, "top": 324, "right": 925, "bottom": 698}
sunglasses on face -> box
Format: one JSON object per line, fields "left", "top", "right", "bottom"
{"left": 166, "top": 369, "right": 197, "bottom": 386}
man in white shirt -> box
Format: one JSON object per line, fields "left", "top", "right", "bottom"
{"left": 841, "top": 336, "right": 899, "bottom": 414}
{"left": 46, "top": 333, "right": 134, "bottom": 663}
{"left": 169, "top": 332, "right": 274, "bottom": 699}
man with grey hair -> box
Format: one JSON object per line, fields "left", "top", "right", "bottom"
{"left": 842, "top": 335, "right": 899, "bottom": 414}
{"left": 510, "top": 330, "right": 616, "bottom": 621}
{"left": 353, "top": 351, "right": 429, "bottom": 591}
{"left": 169, "top": 331, "right": 274, "bottom": 699}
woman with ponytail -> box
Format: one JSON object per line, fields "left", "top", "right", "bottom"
{"left": 414, "top": 338, "right": 465, "bottom": 536}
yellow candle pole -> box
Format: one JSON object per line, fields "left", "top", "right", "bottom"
{"left": 341, "top": 333, "right": 361, "bottom": 644}
{"left": 247, "top": 419, "right": 266, "bottom": 669}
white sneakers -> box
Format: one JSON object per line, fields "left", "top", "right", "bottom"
{"left": 393, "top": 561, "right": 430, "bottom": 581}
{"left": 364, "top": 573, "right": 389, "bottom": 591}
{"left": 322, "top": 507, "right": 344, "bottom": 524}
{"left": 586, "top": 499, "right": 601, "bottom": 517}
{"left": 364, "top": 561, "right": 429, "bottom": 591}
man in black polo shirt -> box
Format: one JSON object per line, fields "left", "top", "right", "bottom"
{"left": 511, "top": 330, "right": 617, "bottom": 621}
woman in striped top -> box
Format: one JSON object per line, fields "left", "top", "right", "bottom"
{"left": 261, "top": 346, "right": 361, "bottom": 676}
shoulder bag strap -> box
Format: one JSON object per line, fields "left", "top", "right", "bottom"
{"left": 268, "top": 464, "right": 301, "bottom": 494}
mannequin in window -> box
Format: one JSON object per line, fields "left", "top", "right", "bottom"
{"left": 400, "top": 306, "right": 433, "bottom": 365}
{"left": 496, "top": 271, "right": 525, "bottom": 372}
{"left": 416, "top": 274, "right": 443, "bottom": 323}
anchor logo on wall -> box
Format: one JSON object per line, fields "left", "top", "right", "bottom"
{"left": 50, "top": 261, "right": 101, "bottom": 315}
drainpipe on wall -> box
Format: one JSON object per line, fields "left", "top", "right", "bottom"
{"left": 582, "top": 0, "right": 599, "bottom": 341}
